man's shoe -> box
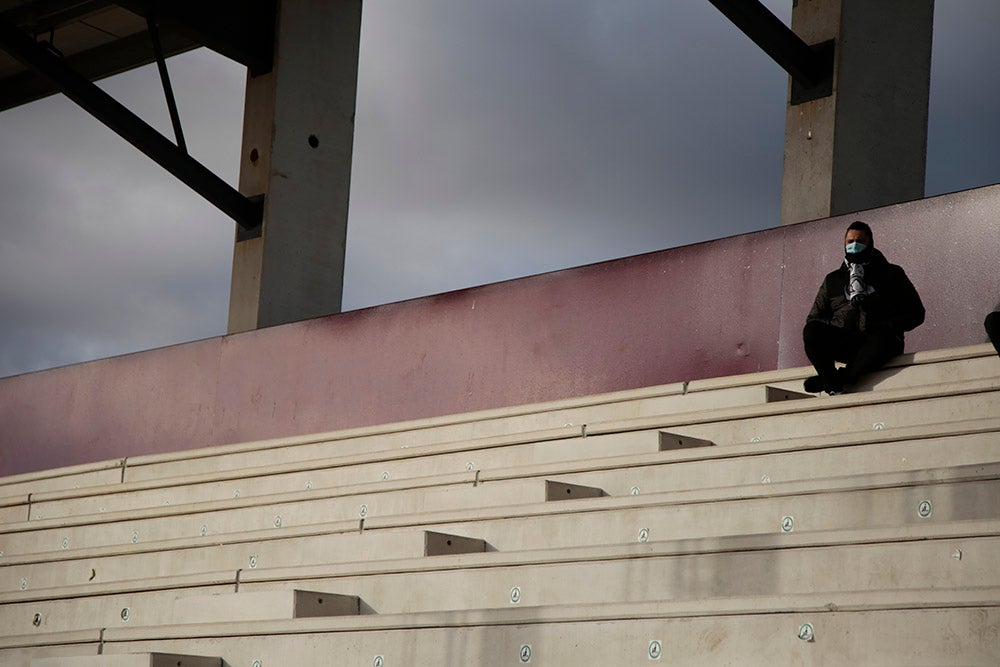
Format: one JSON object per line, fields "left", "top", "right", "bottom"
{"left": 803, "top": 375, "right": 824, "bottom": 393}
{"left": 825, "top": 373, "right": 845, "bottom": 395}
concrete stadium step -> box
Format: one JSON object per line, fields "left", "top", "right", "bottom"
{"left": 10, "top": 411, "right": 998, "bottom": 532}
{"left": 3, "top": 462, "right": 998, "bottom": 592}
{"left": 406, "top": 469, "right": 1000, "bottom": 552}
{"left": 0, "top": 425, "right": 664, "bottom": 519}
{"left": 0, "top": 528, "right": 487, "bottom": 592}
{"left": 5, "top": 369, "right": 997, "bottom": 526}
{"left": 1, "top": 345, "right": 991, "bottom": 502}
{"left": 0, "top": 495, "right": 25, "bottom": 524}
{"left": 4, "top": 417, "right": 998, "bottom": 557}
{"left": 502, "top": 424, "right": 1000, "bottom": 497}
{"left": 30, "top": 655, "right": 222, "bottom": 667}
{"left": 3, "top": 588, "right": 998, "bottom": 666}
{"left": 0, "top": 460, "right": 126, "bottom": 506}
{"left": 836, "top": 344, "right": 1000, "bottom": 392}
{"left": 4, "top": 588, "right": 363, "bottom": 636}
{"left": 224, "top": 529, "right": 1000, "bottom": 616}
{"left": 590, "top": 377, "right": 1000, "bottom": 444}
{"left": 4, "top": 428, "right": 658, "bottom": 522}
{"left": 7, "top": 516, "right": 994, "bottom": 605}
{"left": 2, "top": 520, "right": 997, "bottom": 636}
{"left": 740, "top": 344, "right": 999, "bottom": 396}
{"left": 7, "top": 412, "right": 996, "bottom": 535}
{"left": 0, "top": 477, "right": 605, "bottom": 557}
{"left": 4, "top": 429, "right": 995, "bottom": 559}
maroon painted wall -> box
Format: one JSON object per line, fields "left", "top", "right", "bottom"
{"left": 2, "top": 185, "right": 998, "bottom": 476}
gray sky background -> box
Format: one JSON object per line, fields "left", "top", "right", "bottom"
{"left": 1, "top": 1, "right": 998, "bottom": 378}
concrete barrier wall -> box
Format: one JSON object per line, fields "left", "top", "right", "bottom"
{"left": 2, "top": 185, "right": 998, "bottom": 476}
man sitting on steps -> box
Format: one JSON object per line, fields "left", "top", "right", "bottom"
{"left": 802, "top": 220, "right": 925, "bottom": 395}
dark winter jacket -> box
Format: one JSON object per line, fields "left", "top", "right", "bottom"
{"left": 806, "top": 248, "right": 925, "bottom": 338}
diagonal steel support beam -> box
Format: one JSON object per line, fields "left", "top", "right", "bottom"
{"left": 147, "top": 15, "right": 186, "bottom": 153}
{"left": 706, "top": 0, "right": 833, "bottom": 89}
{"left": 0, "top": 15, "right": 262, "bottom": 231}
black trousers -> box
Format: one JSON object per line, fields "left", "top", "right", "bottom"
{"left": 802, "top": 321, "right": 903, "bottom": 386}
{"left": 986, "top": 311, "right": 1000, "bottom": 355}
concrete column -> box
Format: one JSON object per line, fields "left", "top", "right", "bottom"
{"left": 228, "top": 0, "right": 362, "bottom": 332}
{"left": 780, "top": 0, "right": 934, "bottom": 225}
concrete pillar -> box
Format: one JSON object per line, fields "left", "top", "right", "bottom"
{"left": 780, "top": 0, "right": 934, "bottom": 225}
{"left": 228, "top": 0, "right": 362, "bottom": 332}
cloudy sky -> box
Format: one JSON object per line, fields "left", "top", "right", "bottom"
{"left": 1, "top": 1, "right": 998, "bottom": 379}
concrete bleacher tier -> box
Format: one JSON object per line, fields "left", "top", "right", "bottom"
{"left": 1, "top": 344, "right": 998, "bottom": 665}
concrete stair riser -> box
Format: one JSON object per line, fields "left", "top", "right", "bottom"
{"left": 0, "top": 467, "right": 124, "bottom": 502}
{"left": 759, "top": 353, "right": 1000, "bottom": 395}
{"left": 30, "top": 655, "right": 222, "bottom": 667}
{"left": 7, "top": 462, "right": 996, "bottom": 559}
{"left": 512, "top": 431, "right": 1000, "bottom": 497}
{"left": 3, "top": 534, "right": 999, "bottom": 635}
{"left": 3, "top": 476, "right": 998, "bottom": 592}
{"left": 3, "top": 602, "right": 999, "bottom": 666}
{"left": 418, "top": 479, "right": 1000, "bottom": 552}
{"left": 17, "top": 430, "right": 657, "bottom": 521}
{"left": 668, "top": 390, "right": 1000, "bottom": 445}
{"left": 14, "top": 416, "right": 999, "bottom": 526}
{"left": 6, "top": 430, "right": 1000, "bottom": 556}
{"left": 0, "top": 528, "right": 446, "bottom": 591}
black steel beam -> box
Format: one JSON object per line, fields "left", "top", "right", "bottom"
{"left": 147, "top": 14, "right": 185, "bottom": 152}
{"left": 0, "top": 28, "right": 196, "bottom": 111}
{"left": 0, "top": 15, "right": 262, "bottom": 230}
{"left": 706, "top": 0, "right": 832, "bottom": 89}
{"left": 114, "top": 0, "right": 275, "bottom": 76}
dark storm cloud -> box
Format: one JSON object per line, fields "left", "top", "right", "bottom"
{"left": 0, "top": 1, "right": 997, "bottom": 378}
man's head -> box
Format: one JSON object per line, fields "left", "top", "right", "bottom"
{"left": 845, "top": 220, "right": 873, "bottom": 249}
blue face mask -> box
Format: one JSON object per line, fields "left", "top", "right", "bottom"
{"left": 845, "top": 241, "right": 867, "bottom": 254}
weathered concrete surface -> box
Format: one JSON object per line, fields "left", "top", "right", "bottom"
{"left": 228, "top": 0, "right": 362, "bottom": 332}
{"left": 1, "top": 185, "right": 998, "bottom": 477}
{"left": 781, "top": 0, "right": 934, "bottom": 225}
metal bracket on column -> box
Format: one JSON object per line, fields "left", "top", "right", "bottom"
{"left": 236, "top": 195, "right": 265, "bottom": 240}
{"left": 706, "top": 0, "right": 834, "bottom": 102}
{"left": 788, "top": 39, "right": 834, "bottom": 105}
{"left": 0, "top": 16, "right": 263, "bottom": 231}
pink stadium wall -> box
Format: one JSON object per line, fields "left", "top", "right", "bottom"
{"left": 2, "top": 185, "right": 998, "bottom": 476}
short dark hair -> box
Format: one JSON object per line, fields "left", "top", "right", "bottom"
{"left": 846, "top": 220, "right": 873, "bottom": 244}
